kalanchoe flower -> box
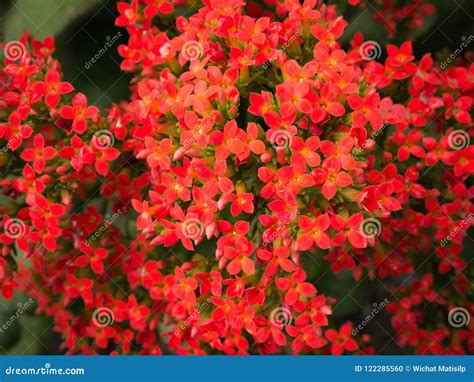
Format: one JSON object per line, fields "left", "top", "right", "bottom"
{"left": 31, "top": 69, "right": 74, "bottom": 109}
{"left": 20, "top": 134, "right": 56, "bottom": 173}
{"left": 59, "top": 93, "right": 99, "bottom": 134}
{"left": 0, "top": 0, "right": 472, "bottom": 356}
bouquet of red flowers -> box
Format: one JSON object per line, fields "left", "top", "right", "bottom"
{"left": 0, "top": 0, "right": 472, "bottom": 355}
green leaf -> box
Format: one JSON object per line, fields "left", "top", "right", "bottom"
{"left": 3, "top": 0, "right": 101, "bottom": 41}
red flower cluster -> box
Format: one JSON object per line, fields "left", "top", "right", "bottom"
{"left": 0, "top": 0, "right": 472, "bottom": 355}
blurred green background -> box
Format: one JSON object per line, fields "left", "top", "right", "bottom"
{"left": 0, "top": 0, "right": 473, "bottom": 355}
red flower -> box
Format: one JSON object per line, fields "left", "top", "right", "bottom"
{"left": 257, "top": 247, "right": 297, "bottom": 278}
{"left": 0, "top": 112, "right": 33, "bottom": 150}
{"left": 76, "top": 247, "right": 109, "bottom": 274}
{"left": 224, "top": 240, "right": 255, "bottom": 276}
{"left": 90, "top": 139, "right": 120, "bottom": 176}
{"left": 31, "top": 69, "right": 74, "bottom": 108}
{"left": 249, "top": 91, "right": 273, "bottom": 117}
{"left": 127, "top": 295, "right": 150, "bottom": 331}
{"left": 116, "top": 0, "right": 139, "bottom": 27}
{"left": 276, "top": 269, "right": 316, "bottom": 305}
{"left": 59, "top": 93, "right": 99, "bottom": 134}
{"left": 31, "top": 36, "right": 55, "bottom": 58}
{"left": 313, "top": 157, "right": 353, "bottom": 200}
{"left": 331, "top": 213, "right": 367, "bottom": 248}
{"left": 287, "top": 324, "right": 326, "bottom": 353}
{"left": 20, "top": 134, "right": 56, "bottom": 173}
{"left": 65, "top": 274, "right": 93, "bottom": 306}
{"left": 172, "top": 267, "right": 197, "bottom": 304}
{"left": 136, "top": 137, "right": 172, "bottom": 170}
{"left": 229, "top": 46, "right": 255, "bottom": 69}
{"left": 144, "top": 0, "right": 174, "bottom": 18}
{"left": 325, "top": 322, "right": 359, "bottom": 355}
{"left": 1, "top": 0, "right": 472, "bottom": 358}
{"left": 295, "top": 214, "right": 331, "bottom": 251}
